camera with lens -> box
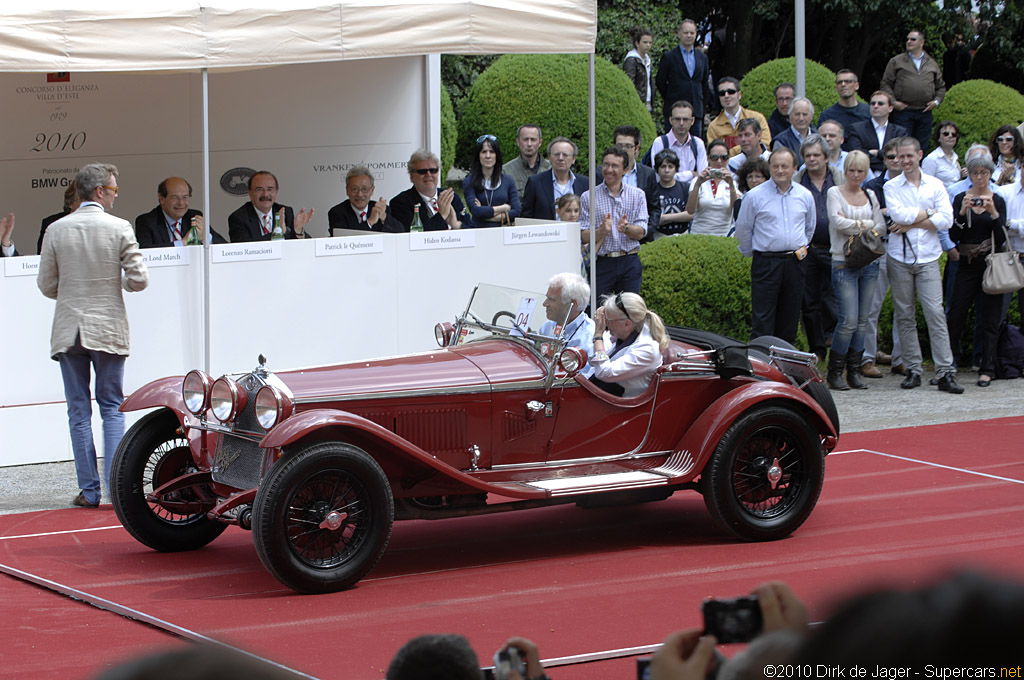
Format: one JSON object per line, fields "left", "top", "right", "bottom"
{"left": 971, "top": 197, "right": 985, "bottom": 206}
{"left": 492, "top": 647, "right": 525, "bottom": 680}
{"left": 709, "top": 168, "right": 725, "bottom": 179}
{"left": 702, "top": 595, "right": 763, "bottom": 644}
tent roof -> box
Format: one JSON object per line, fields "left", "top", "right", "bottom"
{"left": 1, "top": 0, "right": 597, "bottom": 72}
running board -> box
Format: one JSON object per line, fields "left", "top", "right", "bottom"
{"left": 517, "top": 470, "right": 671, "bottom": 496}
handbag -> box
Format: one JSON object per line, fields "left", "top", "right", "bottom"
{"left": 982, "top": 225, "right": 1024, "bottom": 294}
{"left": 842, "top": 192, "right": 886, "bottom": 269}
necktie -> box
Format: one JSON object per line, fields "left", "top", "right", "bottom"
{"left": 262, "top": 214, "right": 271, "bottom": 235}
{"left": 431, "top": 198, "right": 439, "bottom": 215}
{"left": 173, "top": 220, "right": 182, "bottom": 242}
{"left": 360, "top": 210, "right": 367, "bottom": 223}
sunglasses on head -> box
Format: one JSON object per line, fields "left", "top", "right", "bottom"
{"left": 476, "top": 134, "right": 497, "bottom": 144}
{"left": 413, "top": 167, "right": 440, "bottom": 175}
{"left": 614, "top": 293, "right": 629, "bottom": 320}
{"left": 718, "top": 88, "right": 738, "bottom": 96}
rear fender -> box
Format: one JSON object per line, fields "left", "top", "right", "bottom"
{"left": 672, "top": 381, "right": 836, "bottom": 479}
{"left": 119, "top": 376, "right": 187, "bottom": 421}
{"left": 260, "top": 409, "right": 546, "bottom": 499}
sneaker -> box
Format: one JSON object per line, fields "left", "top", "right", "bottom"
{"left": 936, "top": 374, "right": 965, "bottom": 394}
{"left": 900, "top": 372, "right": 921, "bottom": 389}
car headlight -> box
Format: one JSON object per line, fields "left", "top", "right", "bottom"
{"left": 255, "top": 384, "right": 293, "bottom": 430}
{"left": 210, "top": 377, "right": 247, "bottom": 422}
{"left": 558, "top": 347, "right": 587, "bottom": 375}
{"left": 182, "top": 370, "right": 213, "bottom": 415}
{"left": 434, "top": 322, "right": 454, "bottom": 347}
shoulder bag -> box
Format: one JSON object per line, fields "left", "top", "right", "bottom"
{"left": 983, "top": 224, "right": 1024, "bottom": 294}
{"left": 843, "top": 190, "right": 886, "bottom": 269}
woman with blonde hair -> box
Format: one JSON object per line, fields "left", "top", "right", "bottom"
{"left": 825, "top": 149, "right": 884, "bottom": 391}
{"left": 590, "top": 292, "right": 669, "bottom": 397}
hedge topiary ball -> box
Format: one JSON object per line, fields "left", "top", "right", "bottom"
{"left": 932, "top": 80, "right": 1024, "bottom": 157}
{"left": 739, "top": 58, "right": 839, "bottom": 124}
{"left": 457, "top": 54, "right": 656, "bottom": 171}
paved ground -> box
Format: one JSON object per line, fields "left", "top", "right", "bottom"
{"left": 2, "top": 367, "right": 1022, "bottom": 516}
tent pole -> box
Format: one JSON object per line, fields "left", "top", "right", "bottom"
{"left": 202, "top": 67, "right": 212, "bottom": 375}
{"left": 588, "top": 53, "right": 597, "bottom": 314}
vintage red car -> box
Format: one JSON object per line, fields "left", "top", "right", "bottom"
{"left": 111, "top": 283, "right": 839, "bottom": 593}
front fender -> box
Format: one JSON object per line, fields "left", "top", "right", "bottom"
{"left": 120, "top": 376, "right": 186, "bottom": 416}
{"left": 260, "top": 409, "right": 547, "bottom": 498}
{"left": 672, "top": 380, "right": 837, "bottom": 479}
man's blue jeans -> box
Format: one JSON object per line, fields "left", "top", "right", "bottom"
{"left": 58, "top": 338, "right": 126, "bottom": 505}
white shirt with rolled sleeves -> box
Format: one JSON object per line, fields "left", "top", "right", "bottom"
{"left": 998, "top": 181, "right": 1024, "bottom": 253}
{"left": 734, "top": 179, "right": 816, "bottom": 257}
{"left": 591, "top": 324, "right": 662, "bottom": 397}
{"left": 579, "top": 182, "right": 649, "bottom": 254}
{"left": 883, "top": 172, "right": 953, "bottom": 264}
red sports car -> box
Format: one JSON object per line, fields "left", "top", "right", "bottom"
{"left": 111, "top": 283, "right": 839, "bottom": 593}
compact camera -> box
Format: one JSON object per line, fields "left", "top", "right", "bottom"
{"left": 709, "top": 168, "right": 725, "bottom": 179}
{"left": 971, "top": 197, "right": 985, "bottom": 206}
{"left": 702, "top": 595, "right": 763, "bottom": 644}
{"left": 493, "top": 647, "right": 525, "bottom": 680}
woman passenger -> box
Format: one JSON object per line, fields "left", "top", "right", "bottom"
{"left": 590, "top": 292, "right": 669, "bottom": 397}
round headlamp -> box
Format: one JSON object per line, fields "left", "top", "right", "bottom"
{"left": 255, "top": 384, "right": 293, "bottom": 430}
{"left": 182, "top": 370, "right": 213, "bottom": 415}
{"left": 210, "top": 377, "right": 247, "bottom": 422}
{"left": 558, "top": 347, "right": 586, "bottom": 375}
{"left": 434, "top": 322, "right": 455, "bottom": 347}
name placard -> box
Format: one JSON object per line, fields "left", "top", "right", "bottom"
{"left": 141, "top": 247, "right": 191, "bottom": 268}
{"left": 315, "top": 235, "right": 385, "bottom": 257}
{"left": 408, "top": 231, "right": 475, "bottom": 251}
{"left": 211, "top": 242, "right": 282, "bottom": 263}
{"left": 3, "top": 255, "right": 40, "bottom": 277}
{"left": 503, "top": 224, "right": 568, "bottom": 245}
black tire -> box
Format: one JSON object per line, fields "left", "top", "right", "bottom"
{"left": 252, "top": 442, "right": 394, "bottom": 594}
{"left": 111, "top": 408, "right": 226, "bottom": 552}
{"left": 702, "top": 405, "right": 825, "bottom": 541}
{"left": 750, "top": 334, "right": 839, "bottom": 435}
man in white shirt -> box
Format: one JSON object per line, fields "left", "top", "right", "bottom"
{"left": 998, "top": 170, "right": 1024, "bottom": 328}
{"left": 883, "top": 136, "right": 961, "bottom": 393}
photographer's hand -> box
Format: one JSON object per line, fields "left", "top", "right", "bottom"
{"left": 753, "top": 581, "right": 809, "bottom": 633}
{"left": 650, "top": 629, "right": 717, "bottom": 680}
{"left": 501, "top": 637, "right": 544, "bottom": 680}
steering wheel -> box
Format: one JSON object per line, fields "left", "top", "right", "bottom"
{"left": 491, "top": 311, "right": 516, "bottom": 326}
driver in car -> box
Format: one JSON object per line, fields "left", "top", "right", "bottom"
{"left": 539, "top": 272, "right": 596, "bottom": 377}
{"left": 591, "top": 292, "right": 669, "bottom": 397}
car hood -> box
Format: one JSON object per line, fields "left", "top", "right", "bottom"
{"left": 269, "top": 340, "right": 545, "bottom": 402}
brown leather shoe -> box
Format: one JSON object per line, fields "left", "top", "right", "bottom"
{"left": 891, "top": 363, "right": 907, "bottom": 376}
{"left": 71, "top": 492, "right": 99, "bottom": 508}
{"left": 875, "top": 351, "right": 892, "bottom": 365}
{"left": 861, "top": 361, "right": 884, "bottom": 378}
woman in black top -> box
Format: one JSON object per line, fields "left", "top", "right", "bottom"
{"left": 948, "top": 154, "right": 1008, "bottom": 386}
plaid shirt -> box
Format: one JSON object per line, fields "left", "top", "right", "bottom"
{"left": 579, "top": 182, "right": 649, "bottom": 255}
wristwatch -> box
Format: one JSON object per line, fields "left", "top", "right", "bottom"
{"left": 926, "top": 209, "right": 935, "bottom": 218}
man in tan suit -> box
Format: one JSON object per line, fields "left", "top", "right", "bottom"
{"left": 37, "top": 163, "right": 149, "bottom": 508}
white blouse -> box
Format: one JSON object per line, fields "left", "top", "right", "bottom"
{"left": 689, "top": 178, "right": 734, "bottom": 236}
{"left": 922, "top": 147, "right": 960, "bottom": 187}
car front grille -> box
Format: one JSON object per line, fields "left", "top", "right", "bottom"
{"left": 211, "top": 372, "right": 267, "bottom": 490}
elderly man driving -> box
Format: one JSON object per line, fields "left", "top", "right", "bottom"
{"left": 539, "top": 272, "right": 596, "bottom": 376}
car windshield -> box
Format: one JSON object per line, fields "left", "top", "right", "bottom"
{"left": 457, "top": 283, "right": 571, "bottom": 345}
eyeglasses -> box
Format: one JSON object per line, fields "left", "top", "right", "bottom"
{"left": 709, "top": 153, "right": 729, "bottom": 161}
{"left": 718, "top": 88, "right": 738, "bottom": 96}
{"left": 101, "top": 185, "right": 119, "bottom": 195}
{"left": 476, "top": 134, "right": 497, "bottom": 144}
{"left": 870, "top": 101, "right": 889, "bottom": 106}
{"left": 669, "top": 117, "right": 693, "bottom": 124}
{"left": 997, "top": 136, "right": 1016, "bottom": 143}
{"left": 413, "top": 167, "right": 440, "bottom": 175}
{"left": 941, "top": 130, "right": 959, "bottom": 137}
{"left": 885, "top": 154, "right": 898, "bottom": 160}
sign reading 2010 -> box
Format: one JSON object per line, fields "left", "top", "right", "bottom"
{"left": 31, "top": 131, "right": 87, "bottom": 153}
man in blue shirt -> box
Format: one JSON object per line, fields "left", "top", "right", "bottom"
{"left": 735, "top": 147, "right": 817, "bottom": 343}
{"left": 539, "top": 272, "right": 596, "bottom": 377}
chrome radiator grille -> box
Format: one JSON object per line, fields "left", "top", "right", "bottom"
{"left": 211, "top": 372, "right": 267, "bottom": 489}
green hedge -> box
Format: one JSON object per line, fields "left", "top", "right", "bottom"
{"left": 739, "top": 58, "right": 839, "bottom": 124}
{"left": 457, "top": 54, "right": 657, "bottom": 171}
{"left": 440, "top": 85, "right": 456, "bottom": 181}
{"left": 932, "top": 80, "right": 1024, "bottom": 157}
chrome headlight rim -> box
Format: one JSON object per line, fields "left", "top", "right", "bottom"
{"left": 182, "top": 370, "right": 213, "bottom": 415}
{"left": 434, "top": 321, "right": 455, "bottom": 347}
{"left": 210, "top": 377, "right": 246, "bottom": 422}
{"left": 558, "top": 346, "right": 586, "bottom": 375}
{"left": 255, "top": 384, "right": 293, "bottom": 430}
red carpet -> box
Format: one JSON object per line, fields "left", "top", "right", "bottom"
{"left": 4, "top": 417, "right": 1024, "bottom": 679}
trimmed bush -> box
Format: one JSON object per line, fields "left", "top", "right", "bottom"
{"left": 457, "top": 54, "right": 657, "bottom": 171}
{"left": 640, "top": 234, "right": 752, "bottom": 342}
{"left": 440, "top": 85, "right": 456, "bottom": 181}
{"left": 932, "top": 80, "right": 1024, "bottom": 157}
{"left": 739, "top": 58, "right": 839, "bottom": 124}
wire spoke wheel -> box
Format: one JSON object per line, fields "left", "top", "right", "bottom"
{"left": 284, "top": 468, "right": 370, "bottom": 569}
{"left": 145, "top": 440, "right": 204, "bottom": 524}
{"left": 703, "top": 406, "right": 824, "bottom": 541}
